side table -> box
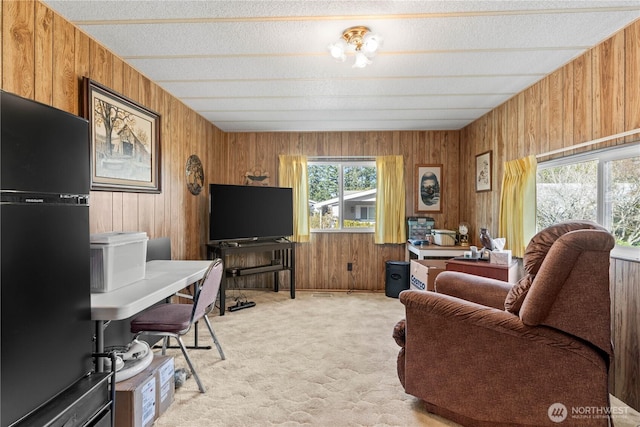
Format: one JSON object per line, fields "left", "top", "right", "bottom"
{"left": 445, "top": 258, "right": 520, "bottom": 283}
{"left": 406, "top": 243, "right": 467, "bottom": 261}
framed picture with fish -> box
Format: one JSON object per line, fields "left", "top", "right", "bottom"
{"left": 415, "top": 164, "right": 442, "bottom": 213}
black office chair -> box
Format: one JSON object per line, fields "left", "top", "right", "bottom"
{"left": 130, "top": 258, "right": 226, "bottom": 393}
{"left": 146, "top": 237, "right": 172, "bottom": 261}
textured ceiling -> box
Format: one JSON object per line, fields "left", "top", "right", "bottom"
{"left": 43, "top": 1, "right": 640, "bottom": 133}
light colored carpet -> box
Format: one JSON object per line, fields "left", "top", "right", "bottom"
{"left": 153, "top": 290, "right": 640, "bottom": 427}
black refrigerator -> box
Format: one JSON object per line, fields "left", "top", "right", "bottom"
{"left": 1, "top": 90, "right": 94, "bottom": 426}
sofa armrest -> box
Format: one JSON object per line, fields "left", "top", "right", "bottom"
{"left": 393, "top": 319, "right": 406, "bottom": 348}
{"left": 401, "top": 289, "right": 528, "bottom": 336}
{"left": 434, "top": 270, "right": 513, "bottom": 309}
{"left": 392, "top": 319, "right": 407, "bottom": 387}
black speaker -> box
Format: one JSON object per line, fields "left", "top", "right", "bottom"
{"left": 385, "top": 261, "right": 410, "bottom": 298}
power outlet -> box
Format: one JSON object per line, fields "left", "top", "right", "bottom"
{"left": 347, "top": 262, "right": 353, "bottom": 271}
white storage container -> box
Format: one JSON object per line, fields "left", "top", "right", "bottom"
{"left": 431, "top": 229, "right": 457, "bottom": 246}
{"left": 90, "top": 232, "right": 148, "bottom": 293}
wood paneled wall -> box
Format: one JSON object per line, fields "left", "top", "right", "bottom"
{"left": 1, "top": 0, "right": 223, "bottom": 261}
{"left": 611, "top": 257, "right": 640, "bottom": 410}
{"left": 459, "top": 24, "right": 639, "bottom": 234}
{"left": 211, "top": 131, "right": 460, "bottom": 291}
{"left": 3, "top": 0, "right": 638, "bottom": 410}
{"left": 460, "top": 20, "right": 640, "bottom": 411}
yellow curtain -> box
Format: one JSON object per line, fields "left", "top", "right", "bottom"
{"left": 375, "top": 155, "right": 406, "bottom": 244}
{"left": 278, "top": 155, "right": 310, "bottom": 242}
{"left": 498, "top": 155, "right": 537, "bottom": 257}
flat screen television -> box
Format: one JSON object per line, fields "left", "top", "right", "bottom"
{"left": 209, "top": 184, "right": 293, "bottom": 242}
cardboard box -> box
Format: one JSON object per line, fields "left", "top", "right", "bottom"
{"left": 115, "top": 355, "right": 175, "bottom": 427}
{"left": 410, "top": 259, "right": 447, "bottom": 292}
{"left": 115, "top": 370, "right": 156, "bottom": 427}
{"left": 153, "top": 355, "right": 175, "bottom": 419}
{"left": 490, "top": 250, "right": 512, "bottom": 265}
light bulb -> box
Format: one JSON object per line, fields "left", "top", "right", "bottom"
{"left": 328, "top": 39, "right": 347, "bottom": 62}
{"left": 362, "top": 33, "right": 382, "bottom": 56}
{"left": 353, "top": 51, "right": 372, "bottom": 68}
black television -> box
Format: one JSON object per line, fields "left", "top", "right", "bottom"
{"left": 209, "top": 184, "right": 293, "bottom": 242}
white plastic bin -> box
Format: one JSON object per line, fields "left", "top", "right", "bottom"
{"left": 90, "top": 232, "right": 148, "bottom": 293}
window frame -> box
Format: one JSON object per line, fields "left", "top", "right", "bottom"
{"left": 536, "top": 143, "right": 640, "bottom": 261}
{"left": 308, "top": 159, "right": 377, "bottom": 233}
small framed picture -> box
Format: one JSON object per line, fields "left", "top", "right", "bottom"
{"left": 475, "top": 150, "right": 492, "bottom": 192}
{"left": 415, "top": 164, "right": 442, "bottom": 213}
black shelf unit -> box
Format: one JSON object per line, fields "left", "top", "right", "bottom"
{"left": 207, "top": 240, "right": 295, "bottom": 315}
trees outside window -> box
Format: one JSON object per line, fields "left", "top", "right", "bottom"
{"left": 308, "top": 161, "right": 376, "bottom": 231}
{"left": 536, "top": 144, "right": 640, "bottom": 252}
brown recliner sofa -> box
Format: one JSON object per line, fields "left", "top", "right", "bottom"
{"left": 393, "top": 221, "right": 615, "bottom": 426}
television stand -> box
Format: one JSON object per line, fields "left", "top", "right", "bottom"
{"left": 207, "top": 240, "right": 295, "bottom": 315}
{"left": 220, "top": 238, "right": 290, "bottom": 248}
{"left": 236, "top": 240, "right": 282, "bottom": 247}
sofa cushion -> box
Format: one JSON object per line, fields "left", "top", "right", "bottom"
{"left": 523, "top": 220, "right": 605, "bottom": 275}
{"left": 504, "top": 274, "right": 533, "bottom": 314}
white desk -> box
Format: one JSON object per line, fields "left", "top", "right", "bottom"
{"left": 91, "top": 260, "right": 212, "bottom": 354}
{"left": 406, "top": 243, "right": 467, "bottom": 260}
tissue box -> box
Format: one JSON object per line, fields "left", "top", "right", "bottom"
{"left": 490, "top": 250, "right": 512, "bottom": 265}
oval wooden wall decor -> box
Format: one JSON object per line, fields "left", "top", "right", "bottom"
{"left": 186, "top": 154, "right": 204, "bottom": 195}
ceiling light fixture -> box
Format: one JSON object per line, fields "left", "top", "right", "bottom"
{"left": 328, "top": 26, "right": 382, "bottom": 68}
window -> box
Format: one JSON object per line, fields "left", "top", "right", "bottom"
{"left": 308, "top": 160, "right": 376, "bottom": 231}
{"left": 356, "top": 205, "right": 375, "bottom": 221}
{"left": 536, "top": 144, "right": 640, "bottom": 260}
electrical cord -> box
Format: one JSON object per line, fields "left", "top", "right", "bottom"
{"left": 228, "top": 275, "right": 249, "bottom": 304}
{"left": 348, "top": 269, "right": 356, "bottom": 294}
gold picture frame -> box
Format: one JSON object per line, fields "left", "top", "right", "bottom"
{"left": 83, "top": 77, "right": 161, "bottom": 193}
{"left": 415, "top": 164, "right": 443, "bottom": 213}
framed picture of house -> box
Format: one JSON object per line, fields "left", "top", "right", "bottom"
{"left": 475, "top": 150, "right": 492, "bottom": 192}
{"left": 83, "top": 77, "right": 161, "bottom": 193}
{"left": 415, "top": 164, "right": 442, "bottom": 213}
